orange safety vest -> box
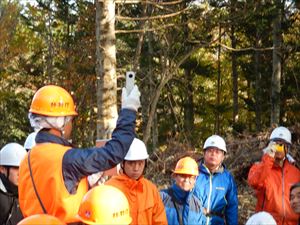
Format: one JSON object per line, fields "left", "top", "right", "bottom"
{"left": 248, "top": 154, "right": 300, "bottom": 225}
{"left": 106, "top": 174, "right": 168, "bottom": 225}
{"left": 19, "top": 143, "right": 88, "bottom": 223}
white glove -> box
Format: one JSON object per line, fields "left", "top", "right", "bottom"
{"left": 263, "top": 141, "right": 277, "bottom": 158}
{"left": 121, "top": 85, "right": 141, "bottom": 111}
{"left": 88, "top": 172, "right": 108, "bottom": 187}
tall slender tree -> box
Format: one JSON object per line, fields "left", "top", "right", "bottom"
{"left": 271, "top": 0, "right": 283, "bottom": 126}
{"left": 95, "top": 0, "right": 118, "bottom": 140}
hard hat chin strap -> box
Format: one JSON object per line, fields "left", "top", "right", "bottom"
{"left": 4, "top": 166, "right": 10, "bottom": 180}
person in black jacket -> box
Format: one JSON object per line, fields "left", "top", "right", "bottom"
{"left": 0, "top": 143, "right": 27, "bottom": 225}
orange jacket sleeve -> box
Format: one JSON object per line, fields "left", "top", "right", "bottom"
{"left": 248, "top": 154, "right": 274, "bottom": 190}
{"left": 106, "top": 175, "right": 168, "bottom": 225}
{"left": 152, "top": 186, "right": 168, "bottom": 225}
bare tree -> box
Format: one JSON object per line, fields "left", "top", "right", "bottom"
{"left": 95, "top": 0, "right": 118, "bottom": 140}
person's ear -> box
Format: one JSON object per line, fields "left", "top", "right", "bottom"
{"left": 284, "top": 144, "right": 290, "bottom": 154}
{"left": 121, "top": 161, "right": 125, "bottom": 169}
{"left": 0, "top": 166, "right": 7, "bottom": 174}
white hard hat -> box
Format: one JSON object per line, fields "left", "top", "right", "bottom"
{"left": 270, "top": 126, "right": 292, "bottom": 145}
{"left": 203, "top": 135, "right": 227, "bottom": 152}
{"left": 0, "top": 143, "right": 27, "bottom": 167}
{"left": 124, "top": 138, "right": 149, "bottom": 161}
{"left": 24, "top": 132, "right": 37, "bottom": 150}
{"left": 245, "top": 211, "right": 277, "bottom": 225}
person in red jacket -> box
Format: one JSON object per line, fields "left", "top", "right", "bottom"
{"left": 19, "top": 84, "right": 141, "bottom": 224}
{"left": 248, "top": 126, "right": 300, "bottom": 225}
{"left": 106, "top": 138, "right": 168, "bottom": 225}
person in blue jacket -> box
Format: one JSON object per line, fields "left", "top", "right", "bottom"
{"left": 193, "top": 135, "right": 238, "bottom": 225}
{"left": 160, "top": 156, "right": 205, "bottom": 225}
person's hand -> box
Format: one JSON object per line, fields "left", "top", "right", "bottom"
{"left": 88, "top": 172, "right": 108, "bottom": 187}
{"left": 263, "top": 141, "right": 277, "bottom": 158}
{"left": 121, "top": 85, "right": 141, "bottom": 111}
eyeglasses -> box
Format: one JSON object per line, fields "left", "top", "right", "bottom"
{"left": 176, "top": 174, "right": 197, "bottom": 180}
{"left": 205, "top": 148, "right": 224, "bottom": 155}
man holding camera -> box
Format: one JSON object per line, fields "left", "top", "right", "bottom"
{"left": 248, "top": 126, "right": 300, "bottom": 225}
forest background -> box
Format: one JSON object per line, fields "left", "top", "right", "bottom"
{"left": 1, "top": 0, "right": 300, "bottom": 224}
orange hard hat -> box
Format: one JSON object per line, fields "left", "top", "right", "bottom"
{"left": 77, "top": 185, "right": 132, "bottom": 225}
{"left": 29, "top": 85, "right": 78, "bottom": 117}
{"left": 173, "top": 156, "right": 199, "bottom": 176}
{"left": 17, "top": 214, "right": 66, "bottom": 225}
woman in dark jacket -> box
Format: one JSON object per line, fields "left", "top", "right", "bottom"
{"left": 160, "top": 156, "right": 205, "bottom": 225}
{"left": 0, "top": 143, "right": 27, "bottom": 225}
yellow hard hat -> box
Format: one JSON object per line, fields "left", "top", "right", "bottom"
{"left": 17, "top": 214, "right": 65, "bottom": 225}
{"left": 29, "top": 85, "right": 78, "bottom": 117}
{"left": 77, "top": 185, "right": 132, "bottom": 225}
{"left": 173, "top": 156, "right": 199, "bottom": 176}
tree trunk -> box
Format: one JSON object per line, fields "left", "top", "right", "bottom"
{"left": 133, "top": 5, "right": 148, "bottom": 71}
{"left": 215, "top": 24, "right": 221, "bottom": 134}
{"left": 255, "top": 32, "right": 262, "bottom": 131}
{"left": 182, "top": 0, "right": 193, "bottom": 145}
{"left": 183, "top": 68, "right": 194, "bottom": 142}
{"left": 144, "top": 30, "right": 157, "bottom": 147}
{"left": 46, "top": 1, "right": 54, "bottom": 82}
{"left": 271, "top": 0, "right": 282, "bottom": 126}
{"left": 231, "top": 25, "right": 238, "bottom": 124}
{"left": 143, "top": 69, "right": 170, "bottom": 144}
{"left": 95, "top": 0, "right": 118, "bottom": 140}
{"left": 230, "top": 0, "right": 238, "bottom": 125}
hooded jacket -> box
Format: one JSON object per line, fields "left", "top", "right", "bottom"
{"left": 106, "top": 173, "right": 168, "bottom": 225}
{"left": 0, "top": 173, "right": 23, "bottom": 225}
{"left": 248, "top": 154, "right": 300, "bottom": 225}
{"left": 160, "top": 183, "right": 205, "bottom": 225}
{"left": 193, "top": 161, "right": 238, "bottom": 225}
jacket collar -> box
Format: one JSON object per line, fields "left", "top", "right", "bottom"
{"left": 199, "top": 159, "right": 225, "bottom": 175}
{"left": 35, "top": 130, "right": 73, "bottom": 147}
{"left": 118, "top": 173, "right": 144, "bottom": 192}
{"left": 0, "top": 173, "right": 18, "bottom": 196}
{"left": 171, "top": 183, "right": 190, "bottom": 203}
{"left": 0, "top": 177, "right": 7, "bottom": 193}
